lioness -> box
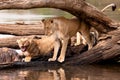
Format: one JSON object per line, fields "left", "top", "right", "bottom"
{"left": 42, "top": 17, "right": 93, "bottom": 62}
{"left": 17, "top": 34, "right": 61, "bottom": 62}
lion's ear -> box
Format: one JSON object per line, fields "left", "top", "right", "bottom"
{"left": 41, "top": 19, "right": 45, "bottom": 22}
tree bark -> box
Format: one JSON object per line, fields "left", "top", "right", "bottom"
{"left": 0, "top": 0, "right": 117, "bottom": 33}
{"left": 0, "top": 24, "right": 44, "bottom": 36}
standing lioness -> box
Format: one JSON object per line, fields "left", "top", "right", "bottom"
{"left": 42, "top": 17, "right": 93, "bottom": 62}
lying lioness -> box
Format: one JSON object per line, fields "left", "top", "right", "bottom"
{"left": 17, "top": 35, "right": 61, "bottom": 62}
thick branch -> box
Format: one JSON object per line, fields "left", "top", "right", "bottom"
{"left": 0, "top": 0, "right": 117, "bottom": 33}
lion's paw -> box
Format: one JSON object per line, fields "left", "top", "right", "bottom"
{"left": 23, "top": 56, "right": 31, "bottom": 62}
{"left": 57, "top": 57, "right": 64, "bottom": 63}
{"left": 48, "top": 58, "right": 56, "bottom": 62}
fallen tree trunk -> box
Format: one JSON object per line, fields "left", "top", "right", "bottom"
{"left": 0, "top": 24, "right": 44, "bottom": 36}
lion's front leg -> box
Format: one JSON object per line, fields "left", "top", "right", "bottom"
{"left": 48, "top": 40, "right": 60, "bottom": 62}
{"left": 58, "top": 37, "right": 69, "bottom": 63}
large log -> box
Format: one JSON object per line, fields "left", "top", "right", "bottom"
{"left": 0, "top": 0, "right": 117, "bottom": 33}
{"left": 0, "top": 24, "right": 44, "bottom": 36}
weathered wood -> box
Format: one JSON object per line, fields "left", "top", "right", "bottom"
{"left": 0, "top": 24, "right": 44, "bottom": 36}
{"left": 0, "top": 0, "right": 117, "bottom": 33}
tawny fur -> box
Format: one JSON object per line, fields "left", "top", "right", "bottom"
{"left": 42, "top": 17, "right": 93, "bottom": 62}
{"left": 17, "top": 34, "right": 60, "bottom": 62}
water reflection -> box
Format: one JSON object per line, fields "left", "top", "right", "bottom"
{"left": 19, "top": 68, "right": 66, "bottom": 80}
{"left": 0, "top": 65, "right": 120, "bottom": 80}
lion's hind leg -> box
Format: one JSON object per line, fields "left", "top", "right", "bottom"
{"left": 82, "top": 31, "right": 93, "bottom": 50}
{"left": 80, "top": 26, "right": 93, "bottom": 50}
{"left": 74, "top": 32, "right": 87, "bottom": 46}
{"left": 74, "top": 32, "right": 82, "bottom": 46}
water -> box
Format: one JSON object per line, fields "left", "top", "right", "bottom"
{"left": 0, "top": 0, "right": 120, "bottom": 80}
{"left": 0, "top": 65, "right": 120, "bottom": 80}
